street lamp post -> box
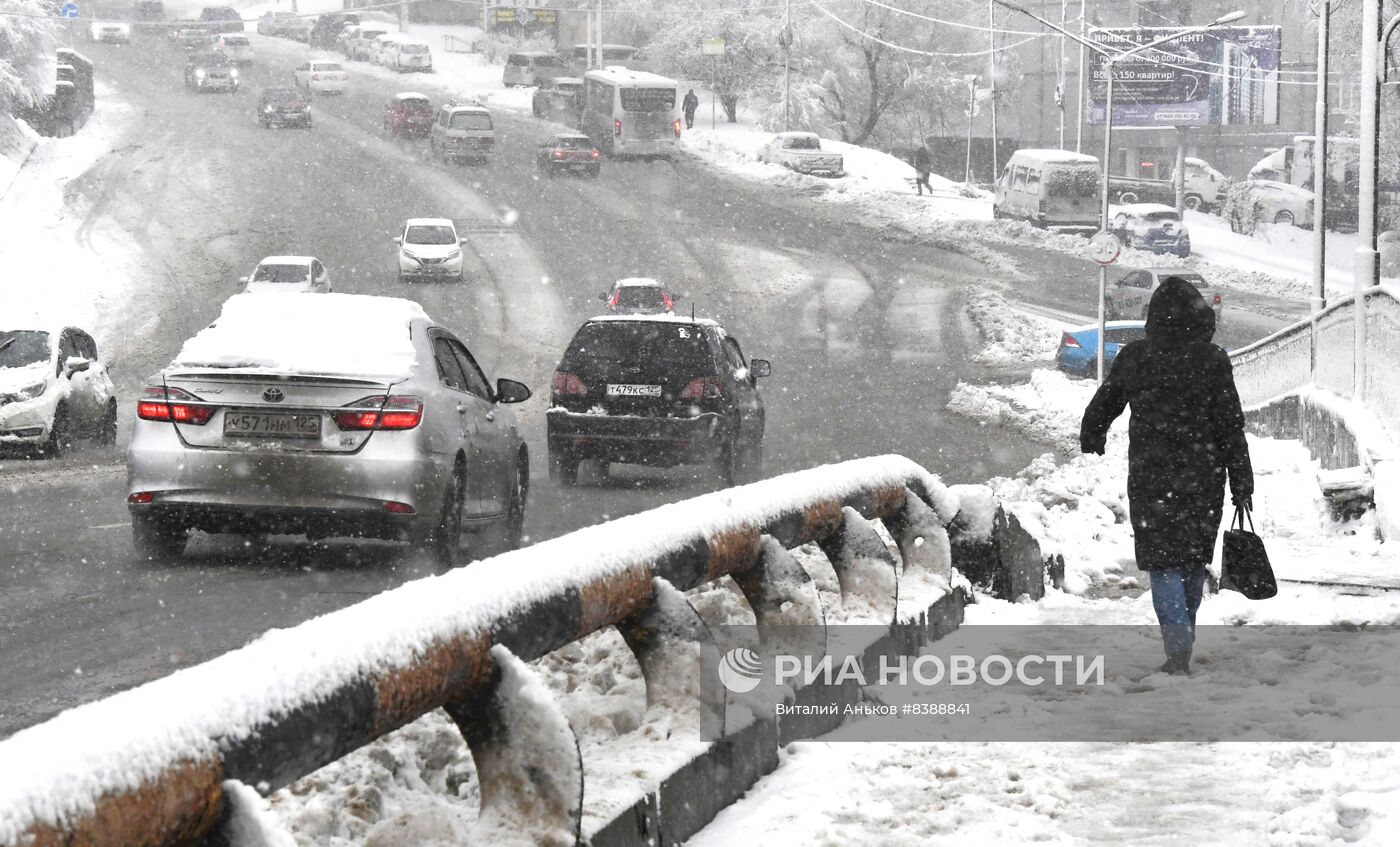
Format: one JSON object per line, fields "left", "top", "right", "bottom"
{"left": 991, "top": 1, "right": 1244, "bottom": 381}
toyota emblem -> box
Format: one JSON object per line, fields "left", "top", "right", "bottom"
{"left": 262, "top": 387, "right": 285, "bottom": 403}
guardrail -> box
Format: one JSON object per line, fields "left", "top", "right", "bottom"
{"left": 0, "top": 455, "right": 974, "bottom": 847}
{"left": 442, "top": 33, "right": 475, "bottom": 53}
{"left": 1230, "top": 285, "right": 1399, "bottom": 438}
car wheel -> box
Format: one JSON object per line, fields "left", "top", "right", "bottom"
{"left": 399, "top": 271, "right": 412, "bottom": 284}
{"left": 549, "top": 450, "right": 579, "bottom": 486}
{"left": 426, "top": 465, "right": 465, "bottom": 570}
{"left": 1274, "top": 209, "right": 1295, "bottom": 226}
{"left": 132, "top": 514, "right": 187, "bottom": 562}
{"left": 1119, "top": 191, "right": 1138, "bottom": 204}
{"left": 98, "top": 400, "right": 118, "bottom": 446}
{"left": 1184, "top": 194, "right": 1203, "bottom": 211}
{"left": 504, "top": 452, "right": 528, "bottom": 550}
{"left": 39, "top": 405, "right": 71, "bottom": 458}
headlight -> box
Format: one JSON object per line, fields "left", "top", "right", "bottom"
{"left": 230, "top": 68, "right": 240, "bottom": 78}
{"left": 195, "top": 68, "right": 207, "bottom": 79}
{"left": 264, "top": 105, "right": 275, "bottom": 113}
{"left": 3, "top": 381, "right": 49, "bottom": 403}
{"left": 401, "top": 248, "right": 418, "bottom": 261}
{"left": 446, "top": 249, "right": 461, "bottom": 260}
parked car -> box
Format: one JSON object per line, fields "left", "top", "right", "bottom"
{"left": 1106, "top": 268, "right": 1223, "bottom": 324}
{"left": 395, "top": 218, "right": 465, "bottom": 282}
{"left": 198, "top": 6, "right": 243, "bottom": 33}
{"left": 87, "top": 21, "right": 132, "bottom": 43}
{"left": 126, "top": 293, "right": 531, "bottom": 565}
{"left": 368, "top": 33, "right": 400, "bottom": 65}
{"left": 173, "top": 28, "right": 212, "bottom": 52}
{"left": 384, "top": 92, "right": 432, "bottom": 135}
{"left": 0, "top": 325, "right": 116, "bottom": 457}
{"left": 132, "top": 0, "right": 166, "bottom": 34}
{"left": 537, "top": 132, "right": 600, "bottom": 177}
{"left": 1055, "top": 321, "right": 1146, "bottom": 378}
{"left": 184, "top": 51, "right": 239, "bottom": 92}
{"left": 504, "top": 51, "right": 567, "bottom": 87}
{"left": 336, "top": 24, "right": 361, "bottom": 55}
{"left": 256, "top": 11, "right": 296, "bottom": 36}
{"left": 256, "top": 86, "right": 311, "bottom": 128}
{"left": 294, "top": 60, "right": 347, "bottom": 94}
{"left": 283, "top": 16, "right": 314, "bottom": 42}
{"left": 349, "top": 27, "right": 391, "bottom": 61}
{"left": 428, "top": 102, "right": 494, "bottom": 162}
{"left": 309, "top": 12, "right": 358, "bottom": 49}
{"left": 602, "top": 278, "right": 672, "bottom": 313}
{"left": 547, "top": 315, "right": 770, "bottom": 485}
{"left": 758, "top": 132, "right": 844, "bottom": 177}
{"left": 532, "top": 77, "right": 583, "bottom": 121}
{"left": 1111, "top": 203, "right": 1191, "bottom": 257}
{"left": 1227, "top": 179, "right": 1315, "bottom": 230}
{"left": 387, "top": 40, "right": 433, "bottom": 72}
{"left": 213, "top": 32, "right": 253, "bottom": 64}
{"left": 993, "top": 148, "right": 1099, "bottom": 229}
{"left": 242, "top": 256, "right": 329, "bottom": 291}
{"left": 1108, "top": 157, "right": 1230, "bottom": 211}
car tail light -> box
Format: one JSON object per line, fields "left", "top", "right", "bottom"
{"left": 128, "top": 492, "right": 155, "bottom": 505}
{"left": 138, "top": 386, "right": 214, "bottom": 425}
{"left": 673, "top": 118, "right": 682, "bottom": 137}
{"left": 614, "top": 118, "right": 622, "bottom": 137}
{"left": 662, "top": 291, "right": 674, "bottom": 310}
{"left": 334, "top": 395, "right": 423, "bottom": 430}
{"left": 553, "top": 150, "right": 565, "bottom": 159}
{"left": 591, "top": 149, "right": 601, "bottom": 159}
{"left": 383, "top": 500, "right": 416, "bottom": 514}
{"left": 1061, "top": 333, "right": 1081, "bottom": 349}
{"left": 680, "top": 377, "right": 723, "bottom": 400}
{"left": 1213, "top": 293, "right": 1222, "bottom": 305}
{"left": 552, "top": 371, "right": 588, "bottom": 397}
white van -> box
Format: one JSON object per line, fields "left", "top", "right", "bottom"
{"left": 388, "top": 40, "right": 433, "bottom": 72}
{"left": 993, "top": 149, "right": 1100, "bottom": 229}
{"left": 503, "top": 52, "right": 567, "bottom": 87}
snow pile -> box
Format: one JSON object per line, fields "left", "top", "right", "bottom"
{"left": 963, "top": 287, "right": 1061, "bottom": 367}
{"left": 171, "top": 293, "right": 427, "bottom": 378}
{"left": 0, "top": 115, "right": 39, "bottom": 201}
{"left": 947, "top": 369, "right": 1097, "bottom": 455}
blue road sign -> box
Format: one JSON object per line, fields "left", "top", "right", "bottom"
{"left": 61, "top": 2, "right": 79, "bottom": 18}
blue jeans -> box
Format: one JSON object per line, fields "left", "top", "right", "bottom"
{"left": 1149, "top": 567, "right": 1208, "bottom": 659}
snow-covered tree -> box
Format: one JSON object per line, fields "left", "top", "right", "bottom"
{"left": 0, "top": 0, "right": 60, "bottom": 115}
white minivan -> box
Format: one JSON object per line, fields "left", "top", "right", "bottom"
{"left": 503, "top": 52, "right": 566, "bottom": 87}
{"left": 993, "top": 149, "right": 1100, "bottom": 229}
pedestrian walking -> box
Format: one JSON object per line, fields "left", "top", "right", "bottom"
{"left": 1080, "top": 277, "right": 1253, "bottom": 676}
{"left": 683, "top": 89, "right": 700, "bottom": 130}
{"left": 913, "top": 143, "right": 932, "bottom": 195}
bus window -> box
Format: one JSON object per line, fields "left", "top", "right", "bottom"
{"left": 619, "top": 87, "right": 675, "bottom": 112}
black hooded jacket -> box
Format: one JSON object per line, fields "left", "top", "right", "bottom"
{"left": 1080, "top": 276, "right": 1253, "bottom": 570}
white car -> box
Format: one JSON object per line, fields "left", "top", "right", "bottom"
{"left": 369, "top": 33, "right": 400, "bottom": 66}
{"left": 213, "top": 33, "right": 254, "bottom": 65}
{"left": 243, "top": 256, "right": 332, "bottom": 293}
{"left": 1230, "top": 179, "right": 1315, "bottom": 229}
{"left": 0, "top": 325, "right": 116, "bottom": 457}
{"left": 395, "top": 218, "right": 465, "bottom": 282}
{"left": 389, "top": 40, "right": 433, "bottom": 72}
{"left": 758, "top": 132, "right": 845, "bottom": 177}
{"left": 88, "top": 21, "right": 132, "bottom": 43}
{"left": 349, "top": 27, "right": 390, "bottom": 61}
{"left": 294, "top": 60, "right": 348, "bottom": 94}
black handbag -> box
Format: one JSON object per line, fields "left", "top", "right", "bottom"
{"left": 1221, "top": 506, "right": 1277, "bottom": 600}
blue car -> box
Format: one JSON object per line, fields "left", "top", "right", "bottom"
{"left": 1055, "top": 321, "right": 1147, "bottom": 378}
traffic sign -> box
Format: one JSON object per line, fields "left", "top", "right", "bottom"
{"left": 61, "top": 2, "right": 79, "bottom": 18}
{"left": 701, "top": 38, "right": 725, "bottom": 56}
{"left": 1089, "top": 231, "right": 1121, "bottom": 265}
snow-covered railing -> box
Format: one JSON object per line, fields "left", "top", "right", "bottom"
{"left": 0, "top": 456, "right": 962, "bottom": 847}
{"left": 1231, "top": 285, "right": 1400, "bottom": 438}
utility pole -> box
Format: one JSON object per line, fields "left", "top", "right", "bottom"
{"left": 1076, "top": 0, "right": 1085, "bottom": 152}
{"left": 965, "top": 75, "right": 978, "bottom": 183}
{"left": 1311, "top": 0, "right": 1331, "bottom": 385}
{"left": 1058, "top": 0, "right": 1067, "bottom": 149}
{"left": 988, "top": 0, "right": 999, "bottom": 177}
{"left": 1173, "top": 126, "right": 1187, "bottom": 212}
{"left": 597, "top": 0, "right": 604, "bottom": 69}
{"left": 781, "top": 0, "right": 792, "bottom": 131}
{"left": 1355, "top": 0, "right": 1380, "bottom": 401}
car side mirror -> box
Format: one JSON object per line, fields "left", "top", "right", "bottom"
{"left": 495, "top": 378, "right": 531, "bottom": 404}
{"left": 392, "top": 236, "right": 402, "bottom": 244}
{"left": 599, "top": 292, "right": 609, "bottom": 300}
{"left": 64, "top": 356, "right": 91, "bottom": 375}
{"left": 458, "top": 237, "right": 467, "bottom": 244}
{"left": 750, "top": 359, "right": 771, "bottom": 378}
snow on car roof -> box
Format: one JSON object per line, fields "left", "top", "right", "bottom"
{"left": 170, "top": 293, "right": 426, "bottom": 378}
{"left": 612, "top": 277, "right": 663, "bottom": 288}
{"left": 255, "top": 256, "right": 315, "bottom": 266}
{"left": 549, "top": 76, "right": 583, "bottom": 85}
{"left": 1012, "top": 148, "right": 1098, "bottom": 165}
{"left": 1116, "top": 203, "right": 1178, "bottom": 215}
{"left": 588, "top": 313, "right": 718, "bottom": 327}
{"left": 394, "top": 91, "right": 429, "bottom": 100}
{"left": 405, "top": 217, "right": 454, "bottom": 228}
{"left": 776, "top": 131, "right": 819, "bottom": 139}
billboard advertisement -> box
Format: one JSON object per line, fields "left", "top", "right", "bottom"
{"left": 1087, "top": 26, "right": 1281, "bottom": 127}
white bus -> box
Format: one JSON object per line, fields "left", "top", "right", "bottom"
{"left": 582, "top": 68, "right": 681, "bottom": 158}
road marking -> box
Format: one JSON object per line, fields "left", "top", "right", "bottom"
{"left": 89, "top": 522, "right": 130, "bottom": 530}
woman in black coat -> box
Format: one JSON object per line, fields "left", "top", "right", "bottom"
{"left": 1080, "top": 276, "right": 1253, "bottom": 675}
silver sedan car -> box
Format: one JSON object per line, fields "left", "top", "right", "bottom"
{"left": 126, "top": 293, "right": 530, "bottom": 566}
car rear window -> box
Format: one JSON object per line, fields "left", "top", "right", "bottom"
{"left": 0, "top": 330, "right": 50, "bottom": 369}
{"left": 784, "top": 135, "right": 820, "bottom": 150}
{"left": 253, "top": 264, "right": 309, "bottom": 283}
{"left": 449, "top": 112, "right": 492, "bottom": 130}
{"left": 1143, "top": 211, "right": 1181, "bottom": 222}
{"left": 563, "top": 322, "right": 712, "bottom": 373}
{"left": 615, "top": 287, "right": 667, "bottom": 310}
{"left": 556, "top": 136, "right": 591, "bottom": 149}
{"left": 1105, "top": 326, "right": 1146, "bottom": 344}
{"left": 265, "top": 88, "right": 305, "bottom": 103}
{"left": 401, "top": 43, "right": 428, "bottom": 54}
{"left": 311, "top": 62, "right": 343, "bottom": 71}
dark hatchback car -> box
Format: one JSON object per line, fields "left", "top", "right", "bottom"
{"left": 385, "top": 92, "right": 433, "bottom": 136}
{"left": 547, "top": 316, "right": 770, "bottom": 486}
{"left": 184, "top": 51, "right": 238, "bottom": 92}
{"left": 257, "top": 86, "right": 311, "bottom": 128}
{"left": 537, "top": 132, "right": 600, "bottom": 177}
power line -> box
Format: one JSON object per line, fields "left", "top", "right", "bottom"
{"left": 810, "top": 0, "right": 1043, "bottom": 58}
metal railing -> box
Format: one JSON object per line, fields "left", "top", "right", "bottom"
{"left": 1230, "top": 285, "right": 1399, "bottom": 438}
{"left": 442, "top": 33, "right": 475, "bottom": 53}
{"left": 0, "top": 455, "right": 965, "bottom": 847}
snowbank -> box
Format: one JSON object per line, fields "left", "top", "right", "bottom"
{"left": 963, "top": 286, "right": 1062, "bottom": 367}
{"left": 0, "top": 115, "right": 39, "bottom": 201}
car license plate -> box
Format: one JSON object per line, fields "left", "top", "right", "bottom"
{"left": 224, "top": 411, "right": 320, "bottom": 438}
{"left": 607, "top": 384, "right": 661, "bottom": 398}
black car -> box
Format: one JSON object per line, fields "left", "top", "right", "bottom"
{"left": 310, "top": 12, "right": 359, "bottom": 49}
{"left": 185, "top": 50, "right": 238, "bottom": 92}
{"left": 537, "top": 133, "right": 600, "bottom": 177}
{"left": 258, "top": 86, "right": 310, "bottom": 128}
{"left": 198, "top": 6, "right": 242, "bottom": 33}
{"left": 547, "top": 316, "right": 770, "bottom": 485}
